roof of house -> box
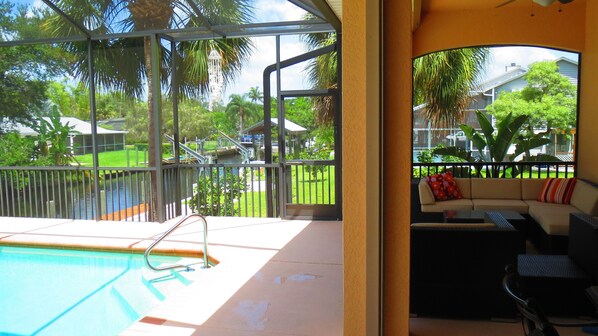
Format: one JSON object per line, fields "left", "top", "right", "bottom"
{"left": 243, "top": 118, "right": 307, "bottom": 134}
{"left": 8, "top": 117, "right": 127, "bottom": 136}
{"left": 475, "top": 56, "right": 579, "bottom": 94}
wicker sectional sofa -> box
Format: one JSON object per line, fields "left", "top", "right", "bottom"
{"left": 415, "top": 177, "right": 598, "bottom": 253}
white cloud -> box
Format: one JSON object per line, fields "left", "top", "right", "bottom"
{"left": 484, "top": 46, "right": 578, "bottom": 80}
{"left": 254, "top": 0, "right": 307, "bottom": 22}
{"left": 223, "top": 35, "right": 311, "bottom": 103}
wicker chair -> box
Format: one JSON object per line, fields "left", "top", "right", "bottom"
{"left": 503, "top": 265, "right": 598, "bottom": 336}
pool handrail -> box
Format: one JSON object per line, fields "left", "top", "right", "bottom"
{"left": 144, "top": 213, "right": 210, "bottom": 271}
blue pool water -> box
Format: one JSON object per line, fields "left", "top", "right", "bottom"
{"left": 0, "top": 246, "right": 196, "bottom": 336}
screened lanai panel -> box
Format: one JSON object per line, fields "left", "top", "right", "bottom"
{"left": 45, "top": 0, "right": 316, "bottom": 38}
{"left": 0, "top": 0, "right": 87, "bottom": 42}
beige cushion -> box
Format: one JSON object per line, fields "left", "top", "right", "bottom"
{"left": 421, "top": 199, "right": 474, "bottom": 212}
{"left": 411, "top": 222, "right": 495, "bottom": 229}
{"left": 472, "top": 199, "right": 529, "bottom": 214}
{"left": 570, "top": 180, "right": 598, "bottom": 216}
{"left": 521, "top": 178, "right": 548, "bottom": 200}
{"left": 528, "top": 202, "right": 579, "bottom": 235}
{"left": 471, "top": 178, "right": 521, "bottom": 199}
{"left": 454, "top": 178, "right": 471, "bottom": 199}
{"left": 418, "top": 179, "right": 436, "bottom": 205}
{"left": 531, "top": 212, "right": 571, "bottom": 235}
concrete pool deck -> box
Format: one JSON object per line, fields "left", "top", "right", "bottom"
{"left": 0, "top": 216, "right": 343, "bottom": 335}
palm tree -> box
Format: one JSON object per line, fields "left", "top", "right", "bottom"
{"left": 42, "top": 0, "right": 254, "bottom": 220}
{"left": 226, "top": 93, "right": 258, "bottom": 136}
{"left": 248, "top": 86, "right": 263, "bottom": 103}
{"left": 413, "top": 48, "right": 490, "bottom": 127}
{"left": 301, "top": 19, "right": 337, "bottom": 126}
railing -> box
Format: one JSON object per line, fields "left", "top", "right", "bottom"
{"left": 163, "top": 163, "right": 280, "bottom": 220}
{"left": 412, "top": 161, "right": 576, "bottom": 179}
{"left": 0, "top": 160, "right": 337, "bottom": 222}
{"left": 144, "top": 213, "right": 209, "bottom": 271}
{"left": 0, "top": 163, "right": 282, "bottom": 222}
{"left": 0, "top": 166, "right": 154, "bottom": 220}
{"left": 285, "top": 160, "right": 335, "bottom": 205}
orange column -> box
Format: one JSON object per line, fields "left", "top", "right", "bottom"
{"left": 383, "top": 0, "right": 412, "bottom": 335}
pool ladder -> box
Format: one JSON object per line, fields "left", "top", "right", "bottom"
{"left": 144, "top": 213, "right": 210, "bottom": 272}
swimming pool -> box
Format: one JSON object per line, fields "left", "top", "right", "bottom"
{"left": 0, "top": 246, "right": 198, "bottom": 336}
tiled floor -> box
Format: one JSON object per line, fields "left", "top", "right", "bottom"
{"left": 0, "top": 216, "right": 343, "bottom": 336}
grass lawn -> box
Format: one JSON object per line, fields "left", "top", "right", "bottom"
{"left": 76, "top": 149, "right": 173, "bottom": 167}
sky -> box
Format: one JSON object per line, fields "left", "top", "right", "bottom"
{"left": 221, "top": 0, "right": 313, "bottom": 101}
{"left": 482, "top": 46, "right": 578, "bottom": 81}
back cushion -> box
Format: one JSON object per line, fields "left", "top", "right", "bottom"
{"left": 570, "top": 180, "right": 598, "bottom": 216}
{"left": 455, "top": 178, "right": 471, "bottom": 199}
{"left": 521, "top": 178, "right": 548, "bottom": 200}
{"left": 418, "top": 179, "right": 436, "bottom": 205}
{"left": 471, "top": 178, "right": 521, "bottom": 199}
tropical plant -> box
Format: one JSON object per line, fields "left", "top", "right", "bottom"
{"left": 190, "top": 168, "right": 247, "bottom": 216}
{"left": 42, "top": 0, "right": 254, "bottom": 220}
{"left": 25, "top": 106, "right": 79, "bottom": 166}
{"left": 433, "top": 110, "right": 559, "bottom": 177}
{"left": 413, "top": 48, "right": 490, "bottom": 127}
{"left": 301, "top": 14, "right": 337, "bottom": 126}
{"left": 226, "top": 93, "right": 259, "bottom": 136}
{"left": 248, "top": 86, "right": 263, "bottom": 103}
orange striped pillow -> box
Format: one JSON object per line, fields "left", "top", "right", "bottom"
{"left": 538, "top": 178, "right": 577, "bottom": 204}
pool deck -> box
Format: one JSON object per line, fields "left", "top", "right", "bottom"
{"left": 0, "top": 216, "right": 343, "bottom": 336}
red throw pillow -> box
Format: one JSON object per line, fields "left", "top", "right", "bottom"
{"left": 538, "top": 178, "right": 577, "bottom": 204}
{"left": 426, "top": 171, "right": 463, "bottom": 201}
{"left": 441, "top": 171, "right": 463, "bottom": 200}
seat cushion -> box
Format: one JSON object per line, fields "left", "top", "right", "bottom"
{"left": 528, "top": 203, "right": 578, "bottom": 235}
{"left": 472, "top": 199, "right": 529, "bottom": 214}
{"left": 421, "top": 199, "right": 473, "bottom": 213}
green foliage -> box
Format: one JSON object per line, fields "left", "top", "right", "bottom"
{"left": 226, "top": 94, "right": 260, "bottom": 136}
{"left": 0, "top": 133, "right": 40, "bottom": 166}
{"left": 433, "top": 110, "right": 560, "bottom": 177}
{"left": 284, "top": 97, "right": 315, "bottom": 132}
{"left": 248, "top": 86, "right": 263, "bottom": 103}
{"left": 487, "top": 60, "right": 576, "bottom": 132}
{"left": 0, "top": 2, "right": 71, "bottom": 133}
{"left": 190, "top": 168, "right": 248, "bottom": 216}
{"left": 413, "top": 47, "right": 490, "bottom": 127}
{"left": 25, "top": 107, "right": 79, "bottom": 166}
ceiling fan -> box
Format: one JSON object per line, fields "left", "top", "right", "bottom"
{"left": 496, "top": 0, "right": 574, "bottom": 8}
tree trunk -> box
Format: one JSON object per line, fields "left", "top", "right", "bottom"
{"left": 144, "top": 36, "right": 159, "bottom": 222}
{"left": 239, "top": 107, "right": 244, "bottom": 137}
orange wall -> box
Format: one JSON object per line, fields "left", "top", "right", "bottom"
{"left": 578, "top": 1, "right": 598, "bottom": 183}
{"left": 413, "top": 2, "right": 586, "bottom": 56}
{"left": 342, "top": 0, "right": 381, "bottom": 334}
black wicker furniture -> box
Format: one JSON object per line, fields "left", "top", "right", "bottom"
{"left": 517, "top": 213, "right": 598, "bottom": 317}
{"left": 410, "top": 212, "right": 524, "bottom": 318}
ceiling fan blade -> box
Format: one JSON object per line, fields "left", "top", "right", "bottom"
{"left": 559, "top": 0, "right": 574, "bottom": 4}
{"left": 533, "top": 0, "right": 556, "bottom": 6}
{"left": 496, "top": 0, "right": 517, "bottom": 8}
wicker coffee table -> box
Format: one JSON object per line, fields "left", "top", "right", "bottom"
{"left": 443, "top": 210, "right": 527, "bottom": 233}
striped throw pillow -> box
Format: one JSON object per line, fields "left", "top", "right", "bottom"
{"left": 538, "top": 178, "right": 577, "bottom": 204}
